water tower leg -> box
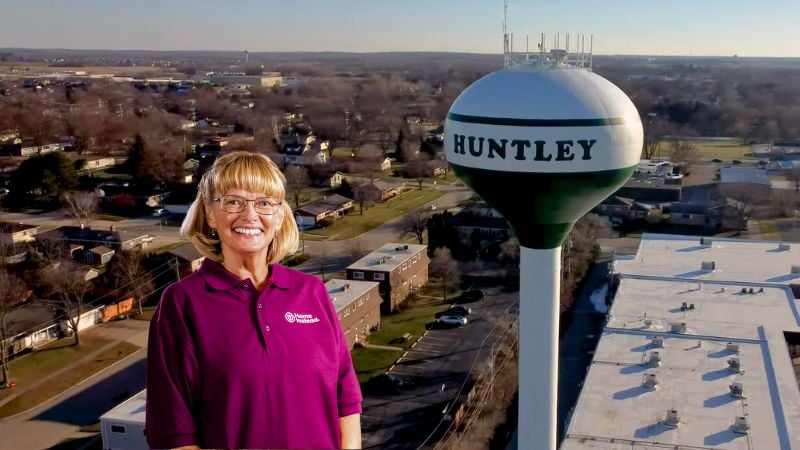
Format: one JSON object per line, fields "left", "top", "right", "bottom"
{"left": 519, "top": 246, "right": 561, "bottom": 449}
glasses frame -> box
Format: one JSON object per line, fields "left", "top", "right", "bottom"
{"left": 214, "top": 195, "right": 283, "bottom": 215}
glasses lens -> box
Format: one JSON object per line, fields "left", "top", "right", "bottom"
{"left": 255, "top": 199, "right": 279, "bottom": 214}
{"left": 222, "top": 195, "right": 245, "bottom": 212}
{"left": 220, "top": 196, "right": 280, "bottom": 215}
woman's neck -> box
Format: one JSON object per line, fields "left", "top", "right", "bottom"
{"left": 221, "top": 252, "right": 270, "bottom": 290}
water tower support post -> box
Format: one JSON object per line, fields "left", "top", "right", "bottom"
{"left": 519, "top": 246, "right": 561, "bottom": 449}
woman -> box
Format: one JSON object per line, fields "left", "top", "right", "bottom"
{"left": 146, "top": 151, "right": 362, "bottom": 449}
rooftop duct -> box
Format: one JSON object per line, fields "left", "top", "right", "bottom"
{"left": 732, "top": 416, "right": 749, "bottom": 434}
{"left": 664, "top": 409, "right": 680, "bottom": 428}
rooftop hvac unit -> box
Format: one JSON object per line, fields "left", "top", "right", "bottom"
{"left": 395, "top": 244, "right": 409, "bottom": 251}
{"left": 727, "top": 357, "right": 741, "bottom": 373}
{"left": 643, "top": 319, "right": 653, "bottom": 328}
{"left": 700, "top": 237, "right": 712, "bottom": 246}
{"left": 343, "top": 283, "right": 351, "bottom": 291}
{"left": 650, "top": 337, "right": 664, "bottom": 348}
{"left": 646, "top": 351, "right": 662, "bottom": 368}
{"left": 729, "top": 382, "right": 744, "bottom": 398}
{"left": 701, "top": 261, "right": 715, "bottom": 271}
{"left": 726, "top": 342, "right": 739, "bottom": 354}
{"left": 671, "top": 322, "right": 687, "bottom": 334}
{"left": 792, "top": 266, "right": 800, "bottom": 275}
{"left": 732, "top": 416, "right": 750, "bottom": 434}
{"left": 664, "top": 409, "right": 680, "bottom": 428}
{"left": 778, "top": 243, "right": 791, "bottom": 251}
{"left": 642, "top": 373, "right": 659, "bottom": 390}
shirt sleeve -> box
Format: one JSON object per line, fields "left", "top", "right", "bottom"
{"left": 145, "top": 284, "right": 201, "bottom": 449}
{"left": 327, "top": 287, "right": 363, "bottom": 417}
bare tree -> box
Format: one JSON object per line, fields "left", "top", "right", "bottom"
{"left": 400, "top": 212, "right": 429, "bottom": 244}
{"left": 0, "top": 271, "right": 27, "bottom": 388}
{"left": 42, "top": 260, "right": 93, "bottom": 346}
{"left": 284, "top": 165, "right": 311, "bottom": 209}
{"left": 108, "top": 250, "right": 154, "bottom": 317}
{"left": 721, "top": 184, "right": 763, "bottom": 229}
{"left": 642, "top": 116, "right": 671, "bottom": 159}
{"left": 62, "top": 191, "right": 99, "bottom": 228}
{"left": 670, "top": 139, "right": 699, "bottom": 172}
{"left": 429, "top": 247, "right": 460, "bottom": 303}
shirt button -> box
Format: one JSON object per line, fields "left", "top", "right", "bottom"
{"left": 265, "top": 325, "right": 271, "bottom": 332}
{"left": 257, "top": 303, "right": 263, "bottom": 309}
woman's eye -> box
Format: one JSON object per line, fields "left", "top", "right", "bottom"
{"left": 256, "top": 201, "right": 272, "bottom": 208}
{"left": 226, "top": 199, "right": 242, "bottom": 206}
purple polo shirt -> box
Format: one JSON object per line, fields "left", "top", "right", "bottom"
{"left": 146, "top": 258, "right": 362, "bottom": 449}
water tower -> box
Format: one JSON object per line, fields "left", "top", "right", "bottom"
{"left": 444, "top": 22, "right": 642, "bottom": 450}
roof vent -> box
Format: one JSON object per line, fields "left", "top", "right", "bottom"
{"left": 778, "top": 243, "right": 791, "bottom": 251}
{"left": 680, "top": 302, "right": 696, "bottom": 311}
{"left": 732, "top": 416, "right": 750, "bottom": 434}
{"left": 727, "top": 357, "right": 741, "bottom": 373}
{"left": 650, "top": 337, "right": 664, "bottom": 348}
{"left": 700, "top": 237, "right": 712, "bottom": 246}
{"left": 642, "top": 373, "right": 659, "bottom": 390}
{"left": 343, "top": 283, "right": 351, "bottom": 291}
{"left": 646, "top": 351, "right": 662, "bottom": 368}
{"left": 664, "top": 409, "right": 680, "bottom": 428}
{"left": 729, "top": 382, "right": 744, "bottom": 398}
{"left": 643, "top": 319, "right": 653, "bottom": 328}
{"left": 726, "top": 342, "right": 739, "bottom": 354}
{"left": 671, "top": 322, "right": 687, "bottom": 334}
{"left": 701, "top": 261, "right": 715, "bottom": 271}
{"left": 791, "top": 265, "right": 800, "bottom": 275}
{"left": 395, "top": 244, "right": 409, "bottom": 251}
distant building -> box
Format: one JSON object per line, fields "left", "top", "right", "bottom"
{"left": 563, "top": 234, "right": 800, "bottom": 449}
{"left": 209, "top": 74, "right": 283, "bottom": 88}
{"left": 346, "top": 243, "right": 428, "bottom": 313}
{"left": 615, "top": 179, "right": 682, "bottom": 204}
{"left": 168, "top": 242, "right": 206, "bottom": 275}
{"left": 353, "top": 180, "right": 405, "bottom": 203}
{"left": 293, "top": 194, "right": 354, "bottom": 228}
{"left": 0, "top": 221, "right": 40, "bottom": 246}
{"left": 325, "top": 279, "right": 381, "bottom": 348}
{"left": 100, "top": 389, "right": 148, "bottom": 450}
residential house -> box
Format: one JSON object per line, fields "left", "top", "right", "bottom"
{"left": 0, "top": 141, "right": 65, "bottom": 157}
{"left": 36, "top": 226, "right": 149, "bottom": 256}
{"left": 325, "top": 279, "right": 381, "bottom": 348}
{"left": 0, "top": 221, "right": 40, "bottom": 246}
{"left": 346, "top": 243, "right": 428, "bottom": 313}
{"left": 310, "top": 168, "right": 343, "bottom": 188}
{"left": 168, "top": 242, "right": 206, "bottom": 275}
{"left": 293, "top": 194, "right": 354, "bottom": 228}
{"left": 668, "top": 199, "right": 746, "bottom": 231}
{"left": 353, "top": 180, "right": 405, "bottom": 203}
{"left": 449, "top": 209, "right": 511, "bottom": 246}
{"left": 86, "top": 245, "right": 115, "bottom": 266}
{"left": 79, "top": 156, "right": 126, "bottom": 171}
{"left": 594, "top": 196, "right": 660, "bottom": 223}
{"left": 614, "top": 179, "right": 682, "bottom": 204}
{"left": 3, "top": 303, "right": 102, "bottom": 358}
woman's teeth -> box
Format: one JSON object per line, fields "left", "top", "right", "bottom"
{"left": 234, "top": 228, "right": 262, "bottom": 235}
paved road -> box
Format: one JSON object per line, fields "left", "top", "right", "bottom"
{"left": 361, "top": 285, "right": 518, "bottom": 449}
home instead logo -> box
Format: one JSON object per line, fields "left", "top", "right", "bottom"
{"left": 284, "top": 312, "right": 320, "bottom": 324}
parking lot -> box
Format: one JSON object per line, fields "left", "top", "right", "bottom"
{"left": 361, "top": 285, "right": 518, "bottom": 449}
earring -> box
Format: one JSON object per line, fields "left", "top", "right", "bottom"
{"left": 210, "top": 228, "right": 217, "bottom": 237}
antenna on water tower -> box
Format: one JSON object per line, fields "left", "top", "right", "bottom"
{"left": 445, "top": 2, "right": 642, "bottom": 448}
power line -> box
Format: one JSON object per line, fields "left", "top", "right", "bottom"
{"left": 416, "top": 297, "right": 519, "bottom": 449}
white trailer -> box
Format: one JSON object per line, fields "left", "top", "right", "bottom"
{"left": 99, "top": 389, "right": 148, "bottom": 450}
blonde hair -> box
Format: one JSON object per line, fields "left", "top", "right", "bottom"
{"left": 181, "top": 151, "right": 299, "bottom": 265}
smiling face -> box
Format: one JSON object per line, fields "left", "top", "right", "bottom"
{"left": 205, "top": 188, "right": 284, "bottom": 264}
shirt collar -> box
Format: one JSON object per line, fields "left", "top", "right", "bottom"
{"left": 199, "top": 258, "right": 291, "bottom": 291}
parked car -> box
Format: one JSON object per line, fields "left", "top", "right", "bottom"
{"left": 459, "top": 289, "right": 485, "bottom": 302}
{"left": 711, "top": 158, "right": 723, "bottom": 163}
{"left": 142, "top": 235, "right": 154, "bottom": 243}
{"left": 367, "top": 373, "right": 415, "bottom": 393}
{"left": 732, "top": 159, "right": 743, "bottom": 165}
{"left": 437, "top": 315, "right": 468, "bottom": 326}
{"left": 446, "top": 305, "right": 472, "bottom": 316}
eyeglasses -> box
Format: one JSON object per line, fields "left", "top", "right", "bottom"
{"left": 214, "top": 195, "right": 282, "bottom": 215}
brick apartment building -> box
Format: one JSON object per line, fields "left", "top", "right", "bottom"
{"left": 346, "top": 243, "right": 428, "bottom": 313}
{"left": 325, "top": 279, "right": 381, "bottom": 348}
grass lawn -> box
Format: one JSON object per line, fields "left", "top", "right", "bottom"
{"left": 149, "top": 241, "right": 188, "bottom": 254}
{"left": 132, "top": 305, "right": 158, "bottom": 322}
{"left": 304, "top": 189, "right": 443, "bottom": 240}
{"left": 649, "top": 139, "right": 752, "bottom": 160}
{"left": 93, "top": 214, "right": 127, "bottom": 222}
{"left": 351, "top": 288, "right": 455, "bottom": 383}
{"left": 0, "top": 335, "right": 140, "bottom": 418}
{"left": 758, "top": 220, "right": 782, "bottom": 240}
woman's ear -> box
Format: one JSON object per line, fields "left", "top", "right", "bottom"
{"left": 205, "top": 202, "right": 217, "bottom": 229}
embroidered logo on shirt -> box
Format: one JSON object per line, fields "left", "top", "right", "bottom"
{"left": 284, "top": 312, "right": 320, "bottom": 324}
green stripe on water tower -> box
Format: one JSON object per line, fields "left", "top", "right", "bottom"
{"left": 448, "top": 163, "right": 636, "bottom": 249}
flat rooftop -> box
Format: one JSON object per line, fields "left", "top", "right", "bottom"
{"left": 613, "top": 233, "right": 800, "bottom": 286}
{"left": 563, "top": 235, "right": 800, "bottom": 449}
{"left": 100, "top": 389, "right": 146, "bottom": 424}
{"left": 347, "top": 243, "right": 427, "bottom": 273}
{"left": 325, "top": 278, "right": 380, "bottom": 313}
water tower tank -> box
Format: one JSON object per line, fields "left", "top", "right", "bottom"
{"left": 445, "top": 64, "right": 643, "bottom": 248}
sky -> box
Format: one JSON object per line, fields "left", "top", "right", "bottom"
{"left": 0, "top": 0, "right": 798, "bottom": 57}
